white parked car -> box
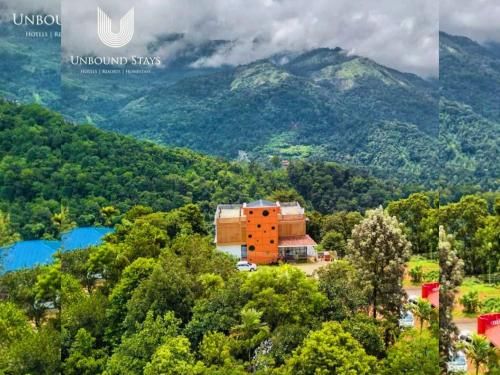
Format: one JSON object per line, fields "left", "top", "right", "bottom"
{"left": 236, "top": 261, "right": 257, "bottom": 272}
{"left": 447, "top": 351, "right": 468, "bottom": 373}
{"left": 399, "top": 310, "right": 415, "bottom": 328}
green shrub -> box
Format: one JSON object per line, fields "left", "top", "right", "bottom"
{"left": 424, "top": 270, "right": 439, "bottom": 282}
{"left": 459, "top": 291, "right": 480, "bottom": 314}
{"left": 481, "top": 297, "right": 500, "bottom": 313}
{"left": 409, "top": 266, "right": 424, "bottom": 284}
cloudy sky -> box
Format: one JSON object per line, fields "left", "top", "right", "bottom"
{"left": 0, "top": 0, "right": 58, "bottom": 15}
{"left": 59, "top": 0, "right": 438, "bottom": 77}
{"left": 440, "top": 0, "right": 500, "bottom": 42}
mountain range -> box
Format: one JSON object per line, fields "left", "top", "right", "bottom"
{"left": 0, "top": 23, "right": 498, "bottom": 189}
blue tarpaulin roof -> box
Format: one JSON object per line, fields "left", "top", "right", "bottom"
{"left": 1, "top": 227, "right": 113, "bottom": 273}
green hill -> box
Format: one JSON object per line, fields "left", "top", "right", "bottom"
{"left": 0, "top": 100, "right": 400, "bottom": 239}
{"left": 81, "top": 48, "right": 439, "bottom": 184}
{"left": 1, "top": 24, "right": 497, "bottom": 189}
{"left": 439, "top": 32, "right": 500, "bottom": 189}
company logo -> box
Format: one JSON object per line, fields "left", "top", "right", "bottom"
{"left": 97, "top": 7, "right": 134, "bottom": 48}
{"left": 12, "top": 13, "right": 61, "bottom": 26}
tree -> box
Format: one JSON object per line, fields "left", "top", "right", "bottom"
{"left": 320, "top": 211, "right": 363, "bottom": 241}
{"left": 105, "top": 257, "right": 157, "bottom": 345}
{"left": 383, "top": 329, "right": 439, "bottom": 375}
{"left": 410, "top": 298, "right": 433, "bottom": 333}
{"left": 63, "top": 329, "right": 108, "bottom": 375}
{"left": 52, "top": 204, "right": 76, "bottom": 236}
{"left": 143, "top": 336, "right": 205, "bottom": 375}
{"left": 240, "top": 266, "right": 327, "bottom": 330}
{"left": 0, "top": 210, "right": 20, "bottom": 247}
{"left": 268, "top": 189, "right": 305, "bottom": 207}
{"left": 319, "top": 231, "right": 346, "bottom": 257}
{"left": 341, "top": 314, "right": 386, "bottom": 358}
{"left": 459, "top": 291, "right": 480, "bottom": 314}
{"left": 461, "top": 334, "right": 495, "bottom": 375}
{"left": 100, "top": 206, "right": 120, "bottom": 226}
{"left": 34, "top": 262, "right": 61, "bottom": 311}
{"left": 231, "top": 308, "right": 270, "bottom": 362}
{"left": 0, "top": 302, "right": 31, "bottom": 351}
{"left": 62, "top": 280, "right": 108, "bottom": 353}
{"left": 105, "top": 311, "right": 181, "bottom": 375}
{"left": 199, "top": 331, "right": 242, "bottom": 371}
{"left": 475, "top": 215, "right": 500, "bottom": 280}
{"left": 409, "top": 265, "right": 425, "bottom": 283}
{"left": 439, "top": 226, "right": 464, "bottom": 373}
{"left": 0, "top": 268, "right": 46, "bottom": 326}
{"left": 440, "top": 195, "right": 488, "bottom": 274}
{"left": 184, "top": 274, "right": 245, "bottom": 347}
{"left": 0, "top": 325, "right": 61, "bottom": 375}
{"left": 281, "top": 321, "right": 376, "bottom": 374}
{"left": 348, "top": 208, "right": 411, "bottom": 322}
{"left": 316, "top": 260, "right": 369, "bottom": 321}
{"left": 388, "top": 193, "right": 432, "bottom": 254}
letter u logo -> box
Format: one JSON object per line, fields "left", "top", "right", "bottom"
{"left": 97, "top": 7, "right": 134, "bottom": 48}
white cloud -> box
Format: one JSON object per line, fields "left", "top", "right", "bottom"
{"left": 0, "top": 0, "right": 59, "bottom": 15}
{"left": 441, "top": 0, "right": 500, "bottom": 42}
{"left": 57, "top": 0, "right": 437, "bottom": 77}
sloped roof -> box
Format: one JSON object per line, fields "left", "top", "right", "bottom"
{"left": 1, "top": 240, "right": 60, "bottom": 272}
{"left": 1, "top": 227, "right": 113, "bottom": 273}
{"left": 278, "top": 235, "right": 317, "bottom": 247}
{"left": 61, "top": 227, "right": 114, "bottom": 251}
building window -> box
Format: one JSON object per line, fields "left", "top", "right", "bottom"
{"left": 270, "top": 240, "right": 275, "bottom": 244}
{"left": 262, "top": 210, "right": 269, "bottom": 217}
{"left": 249, "top": 245, "right": 255, "bottom": 251}
{"left": 257, "top": 224, "right": 261, "bottom": 228}
{"left": 249, "top": 210, "right": 253, "bottom": 215}
{"left": 271, "top": 226, "right": 276, "bottom": 230}
{"left": 248, "top": 234, "right": 252, "bottom": 238}
{"left": 279, "top": 246, "right": 308, "bottom": 261}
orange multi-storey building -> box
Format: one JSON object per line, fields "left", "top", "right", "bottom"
{"left": 214, "top": 200, "right": 317, "bottom": 264}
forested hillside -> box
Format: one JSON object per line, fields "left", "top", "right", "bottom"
{"left": 0, "top": 100, "right": 399, "bottom": 240}
{"left": 63, "top": 48, "right": 439, "bottom": 184}
{"left": 2, "top": 205, "right": 441, "bottom": 374}
{"left": 439, "top": 32, "right": 500, "bottom": 189}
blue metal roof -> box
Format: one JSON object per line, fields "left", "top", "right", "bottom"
{"left": 1, "top": 240, "right": 61, "bottom": 272}
{"left": 1, "top": 227, "right": 114, "bottom": 273}
{"left": 60, "top": 227, "right": 114, "bottom": 251}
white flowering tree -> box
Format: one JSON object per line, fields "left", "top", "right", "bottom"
{"left": 348, "top": 207, "right": 411, "bottom": 322}
{"left": 439, "top": 226, "right": 464, "bottom": 373}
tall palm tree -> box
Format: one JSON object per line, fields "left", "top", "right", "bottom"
{"left": 461, "top": 334, "right": 494, "bottom": 375}
{"left": 410, "top": 298, "right": 433, "bottom": 333}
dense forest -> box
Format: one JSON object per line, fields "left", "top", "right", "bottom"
{"left": 1, "top": 202, "right": 443, "bottom": 374}
{"left": 0, "top": 100, "right": 401, "bottom": 241}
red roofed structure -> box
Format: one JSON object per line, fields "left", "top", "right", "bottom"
{"left": 278, "top": 235, "right": 317, "bottom": 247}
{"left": 422, "top": 282, "right": 439, "bottom": 308}
{"left": 478, "top": 313, "right": 500, "bottom": 347}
